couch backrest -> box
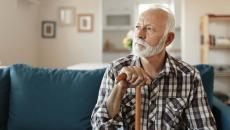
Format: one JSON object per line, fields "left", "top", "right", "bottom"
{"left": 194, "top": 64, "right": 214, "bottom": 107}
{"left": 7, "top": 64, "right": 105, "bottom": 130}
{"left": 0, "top": 67, "right": 10, "bottom": 130}
{"left": 0, "top": 64, "right": 214, "bottom": 130}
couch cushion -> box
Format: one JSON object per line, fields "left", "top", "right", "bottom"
{"left": 0, "top": 67, "right": 10, "bottom": 130}
{"left": 194, "top": 64, "right": 214, "bottom": 107}
{"left": 8, "top": 64, "right": 105, "bottom": 130}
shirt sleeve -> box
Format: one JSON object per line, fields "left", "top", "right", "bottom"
{"left": 91, "top": 64, "right": 123, "bottom": 130}
{"left": 185, "top": 69, "right": 217, "bottom": 130}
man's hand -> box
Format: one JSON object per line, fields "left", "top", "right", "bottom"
{"left": 106, "top": 66, "right": 152, "bottom": 119}
{"left": 117, "top": 66, "right": 152, "bottom": 87}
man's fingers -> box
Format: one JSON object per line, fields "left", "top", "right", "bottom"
{"left": 121, "top": 67, "right": 132, "bottom": 81}
{"left": 131, "top": 67, "right": 145, "bottom": 86}
{"left": 119, "top": 66, "right": 152, "bottom": 86}
{"left": 129, "top": 73, "right": 137, "bottom": 83}
{"left": 129, "top": 67, "right": 139, "bottom": 83}
{"left": 132, "top": 75, "right": 146, "bottom": 86}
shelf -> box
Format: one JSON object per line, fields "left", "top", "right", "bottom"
{"left": 201, "top": 15, "right": 230, "bottom": 76}
{"left": 208, "top": 15, "right": 230, "bottom": 22}
{"left": 215, "top": 72, "right": 230, "bottom": 77}
{"left": 209, "top": 45, "right": 230, "bottom": 49}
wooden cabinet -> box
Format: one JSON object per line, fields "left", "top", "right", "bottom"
{"left": 200, "top": 14, "right": 230, "bottom": 77}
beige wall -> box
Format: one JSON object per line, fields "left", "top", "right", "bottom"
{"left": 39, "top": 0, "right": 103, "bottom": 68}
{"left": 181, "top": 0, "right": 230, "bottom": 64}
{"left": 2, "top": 0, "right": 229, "bottom": 67}
{"left": 0, "top": 0, "right": 102, "bottom": 68}
{"left": 0, "top": 0, "right": 39, "bottom": 66}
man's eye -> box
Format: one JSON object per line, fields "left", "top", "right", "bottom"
{"left": 147, "top": 27, "right": 154, "bottom": 31}
{"left": 135, "top": 25, "right": 141, "bottom": 30}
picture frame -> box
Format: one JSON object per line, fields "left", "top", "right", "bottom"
{"left": 77, "top": 14, "right": 94, "bottom": 32}
{"left": 41, "top": 21, "right": 56, "bottom": 38}
{"left": 58, "top": 6, "right": 76, "bottom": 26}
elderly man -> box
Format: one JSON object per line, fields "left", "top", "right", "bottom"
{"left": 91, "top": 6, "right": 216, "bottom": 130}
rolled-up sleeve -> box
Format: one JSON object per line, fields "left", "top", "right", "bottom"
{"left": 91, "top": 64, "right": 123, "bottom": 130}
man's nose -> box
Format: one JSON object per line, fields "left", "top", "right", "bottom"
{"left": 137, "top": 28, "right": 146, "bottom": 39}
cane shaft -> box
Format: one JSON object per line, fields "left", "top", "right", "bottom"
{"left": 135, "top": 86, "right": 141, "bottom": 130}
{"left": 116, "top": 73, "right": 142, "bottom": 130}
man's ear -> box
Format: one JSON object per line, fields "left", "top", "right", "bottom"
{"left": 165, "top": 32, "right": 175, "bottom": 46}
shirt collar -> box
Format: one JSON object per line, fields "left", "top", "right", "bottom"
{"left": 131, "top": 55, "right": 141, "bottom": 67}
{"left": 164, "top": 53, "right": 178, "bottom": 76}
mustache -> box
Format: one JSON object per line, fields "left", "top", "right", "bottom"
{"left": 134, "top": 38, "right": 149, "bottom": 47}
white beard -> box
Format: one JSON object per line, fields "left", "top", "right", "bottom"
{"left": 132, "top": 35, "right": 167, "bottom": 58}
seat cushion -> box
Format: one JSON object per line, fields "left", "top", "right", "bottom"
{"left": 0, "top": 67, "right": 10, "bottom": 130}
{"left": 8, "top": 64, "right": 105, "bottom": 130}
{"left": 194, "top": 64, "right": 214, "bottom": 107}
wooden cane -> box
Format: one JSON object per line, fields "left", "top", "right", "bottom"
{"left": 135, "top": 86, "right": 141, "bottom": 130}
{"left": 116, "top": 73, "right": 141, "bottom": 130}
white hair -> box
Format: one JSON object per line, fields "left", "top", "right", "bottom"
{"left": 145, "top": 5, "right": 176, "bottom": 33}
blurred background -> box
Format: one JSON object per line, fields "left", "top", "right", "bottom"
{"left": 0, "top": 0, "right": 230, "bottom": 97}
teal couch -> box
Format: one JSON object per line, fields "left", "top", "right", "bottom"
{"left": 0, "top": 64, "right": 229, "bottom": 130}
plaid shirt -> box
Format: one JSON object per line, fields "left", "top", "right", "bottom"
{"left": 91, "top": 54, "right": 216, "bottom": 130}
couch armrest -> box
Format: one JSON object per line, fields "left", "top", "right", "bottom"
{"left": 212, "top": 96, "right": 230, "bottom": 130}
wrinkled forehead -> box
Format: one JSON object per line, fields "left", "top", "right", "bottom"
{"left": 137, "top": 9, "right": 168, "bottom": 27}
